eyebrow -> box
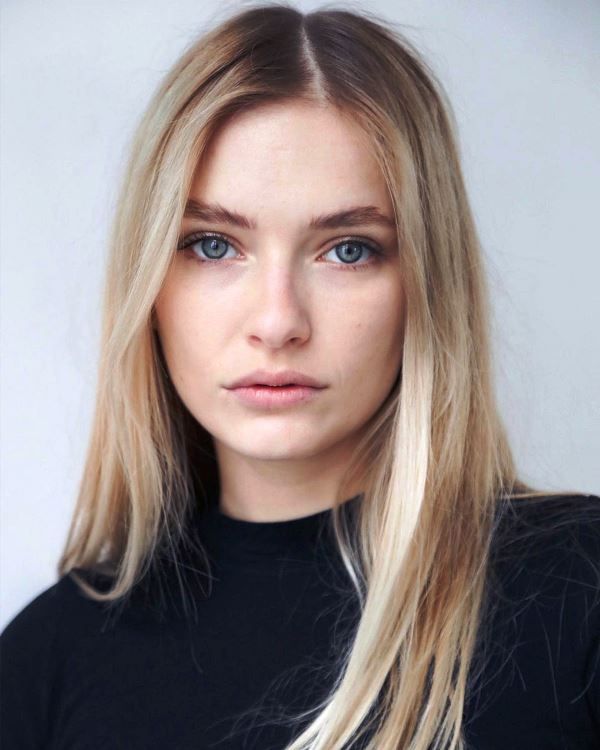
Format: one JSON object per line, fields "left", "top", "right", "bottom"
{"left": 183, "top": 199, "right": 396, "bottom": 231}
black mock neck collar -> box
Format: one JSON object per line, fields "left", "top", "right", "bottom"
{"left": 195, "top": 492, "right": 363, "bottom": 567}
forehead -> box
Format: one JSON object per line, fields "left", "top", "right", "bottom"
{"left": 188, "top": 100, "right": 392, "bottom": 220}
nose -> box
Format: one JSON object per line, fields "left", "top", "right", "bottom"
{"left": 244, "top": 262, "right": 311, "bottom": 350}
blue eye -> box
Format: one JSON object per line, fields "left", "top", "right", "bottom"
{"left": 322, "top": 240, "right": 378, "bottom": 266}
{"left": 179, "top": 234, "right": 236, "bottom": 261}
{"left": 177, "top": 232, "right": 384, "bottom": 269}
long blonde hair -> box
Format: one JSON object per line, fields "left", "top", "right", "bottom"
{"left": 58, "top": 3, "right": 581, "bottom": 748}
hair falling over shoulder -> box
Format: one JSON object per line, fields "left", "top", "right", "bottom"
{"left": 57, "top": 4, "right": 582, "bottom": 749}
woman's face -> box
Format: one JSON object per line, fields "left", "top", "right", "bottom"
{"left": 155, "top": 100, "right": 404, "bottom": 486}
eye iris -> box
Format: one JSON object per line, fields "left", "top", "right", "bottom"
{"left": 200, "top": 237, "right": 228, "bottom": 259}
{"left": 337, "top": 241, "right": 363, "bottom": 263}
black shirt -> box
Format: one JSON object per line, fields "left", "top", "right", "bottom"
{"left": 1, "top": 493, "right": 599, "bottom": 749}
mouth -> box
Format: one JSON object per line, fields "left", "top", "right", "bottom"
{"left": 225, "top": 382, "right": 324, "bottom": 409}
{"left": 245, "top": 383, "right": 307, "bottom": 388}
{"left": 226, "top": 369, "right": 326, "bottom": 389}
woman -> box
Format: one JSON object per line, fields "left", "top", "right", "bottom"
{"left": 1, "top": 4, "right": 598, "bottom": 749}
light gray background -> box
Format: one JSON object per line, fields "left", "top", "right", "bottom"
{"left": 1, "top": 0, "right": 599, "bottom": 631}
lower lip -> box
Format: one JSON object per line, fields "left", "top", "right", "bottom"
{"left": 226, "top": 385, "right": 324, "bottom": 409}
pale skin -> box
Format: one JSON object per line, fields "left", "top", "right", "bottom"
{"left": 154, "top": 100, "right": 405, "bottom": 522}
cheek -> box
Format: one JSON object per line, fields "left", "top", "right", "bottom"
{"left": 155, "top": 264, "right": 404, "bottom": 383}
{"left": 154, "top": 283, "right": 216, "bottom": 390}
{"left": 328, "top": 277, "right": 404, "bottom": 378}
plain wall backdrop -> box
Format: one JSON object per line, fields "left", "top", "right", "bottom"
{"left": 1, "top": 0, "right": 599, "bottom": 631}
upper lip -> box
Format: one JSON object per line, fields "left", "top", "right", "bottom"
{"left": 226, "top": 369, "right": 326, "bottom": 389}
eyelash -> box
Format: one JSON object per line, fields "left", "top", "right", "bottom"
{"left": 176, "top": 231, "right": 385, "bottom": 271}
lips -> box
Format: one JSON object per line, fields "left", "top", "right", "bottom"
{"left": 226, "top": 369, "right": 326, "bottom": 389}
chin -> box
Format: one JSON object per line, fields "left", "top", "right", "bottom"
{"left": 221, "top": 431, "right": 325, "bottom": 460}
